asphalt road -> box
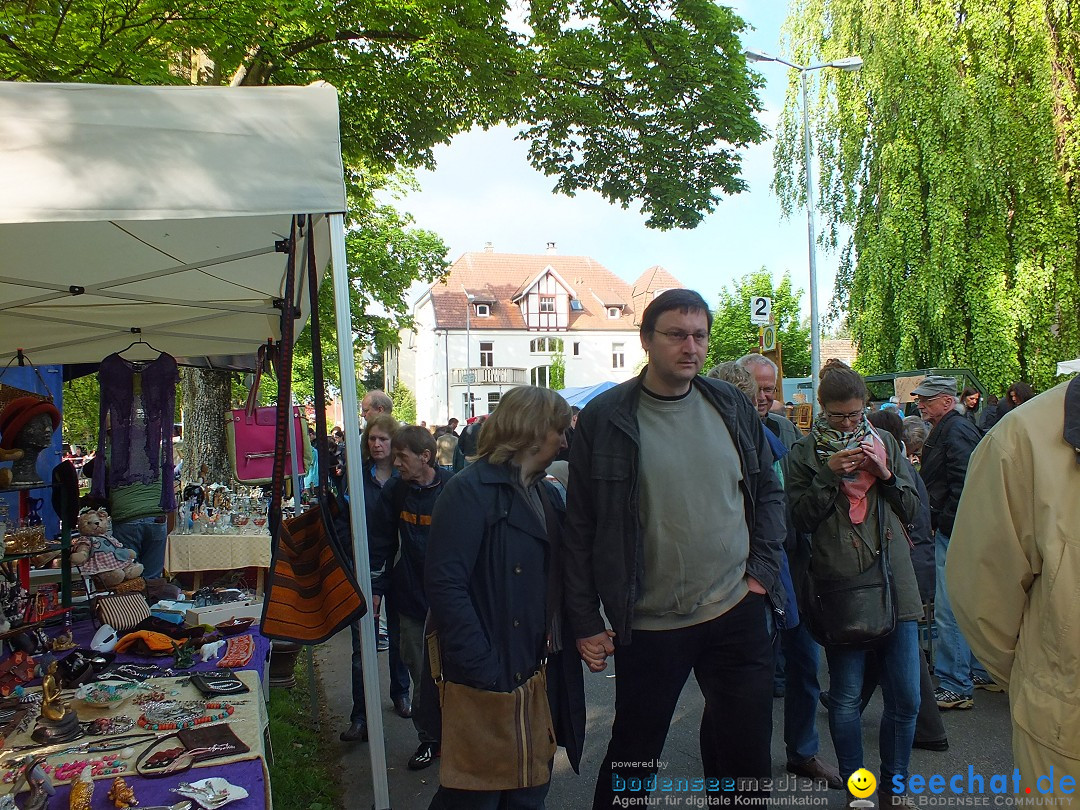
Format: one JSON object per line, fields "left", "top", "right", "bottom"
{"left": 317, "top": 629, "right": 1014, "bottom": 810}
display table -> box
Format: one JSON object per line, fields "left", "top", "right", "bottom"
{"left": 1, "top": 668, "right": 270, "bottom": 807}
{"left": 166, "top": 533, "right": 272, "bottom": 596}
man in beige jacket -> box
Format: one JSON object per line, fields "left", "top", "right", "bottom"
{"left": 946, "top": 377, "right": 1080, "bottom": 797}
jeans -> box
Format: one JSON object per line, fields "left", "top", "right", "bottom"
{"left": 933, "top": 531, "right": 989, "bottom": 695}
{"left": 781, "top": 620, "right": 823, "bottom": 764}
{"left": 111, "top": 516, "right": 167, "bottom": 580}
{"left": 348, "top": 605, "right": 411, "bottom": 723}
{"left": 592, "top": 593, "right": 773, "bottom": 810}
{"left": 825, "top": 620, "right": 921, "bottom": 788}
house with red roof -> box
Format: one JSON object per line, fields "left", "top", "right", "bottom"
{"left": 390, "top": 243, "right": 685, "bottom": 423}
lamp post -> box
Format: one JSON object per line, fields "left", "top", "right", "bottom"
{"left": 463, "top": 288, "right": 474, "bottom": 418}
{"left": 744, "top": 50, "right": 862, "bottom": 409}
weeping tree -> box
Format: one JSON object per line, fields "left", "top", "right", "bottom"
{"left": 775, "top": 0, "right": 1080, "bottom": 393}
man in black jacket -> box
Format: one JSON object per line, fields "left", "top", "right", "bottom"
{"left": 913, "top": 375, "right": 994, "bottom": 709}
{"left": 564, "top": 289, "right": 786, "bottom": 809}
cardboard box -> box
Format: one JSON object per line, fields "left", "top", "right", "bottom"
{"left": 185, "top": 598, "right": 263, "bottom": 627}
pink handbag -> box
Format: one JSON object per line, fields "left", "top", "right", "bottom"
{"left": 225, "top": 356, "right": 311, "bottom": 484}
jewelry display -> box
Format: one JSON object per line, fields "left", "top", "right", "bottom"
{"left": 137, "top": 701, "right": 235, "bottom": 731}
{"left": 84, "top": 715, "right": 136, "bottom": 736}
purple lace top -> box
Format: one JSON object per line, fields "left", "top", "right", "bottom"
{"left": 91, "top": 352, "right": 179, "bottom": 511}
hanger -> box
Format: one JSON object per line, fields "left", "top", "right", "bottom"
{"left": 116, "top": 329, "right": 163, "bottom": 360}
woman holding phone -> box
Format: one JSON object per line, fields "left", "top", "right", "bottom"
{"left": 785, "top": 360, "right": 924, "bottom": 804}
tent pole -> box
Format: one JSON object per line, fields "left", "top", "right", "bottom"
{"left": 328, "top": 213, "right": 390, "bottom": 809}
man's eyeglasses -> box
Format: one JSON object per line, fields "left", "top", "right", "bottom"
{"left": 825, "top": 409, "right": 864, "bottom": 422}
{"left": 759, "top": 386, "right": 776, "bottom": 395}
{"left": 914, "top": 394, "right": 946, "bottom": 404}
{"left": 654, "top": 329, "right": 709, "bottom": 346}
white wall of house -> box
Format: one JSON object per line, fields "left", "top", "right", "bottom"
{"left": 402, "top": 298, "right": 646, "bottom": 425}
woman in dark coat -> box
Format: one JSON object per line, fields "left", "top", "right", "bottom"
{"left": 425, "top": 385, "right": 583, "bottom": 809}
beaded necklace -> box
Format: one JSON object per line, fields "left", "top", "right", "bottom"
{"left": 137, "top": 701, "right": 234, "bottom": 731}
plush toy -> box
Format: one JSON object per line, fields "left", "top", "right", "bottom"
{"left": 70, "top": 507, "right": 143, "bottom": 588}
{"left": 0, "top": 446, "right": 23, "bottom": 488}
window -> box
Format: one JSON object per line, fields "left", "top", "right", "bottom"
{"left": 573, "top": 342, "right": 580, "bottom": 357}
{"left": 479, "top": 342, "right": 493, "bottom": 367}
{"left": 612, "top": 342, "right": 625, "bottom": 369}
{"left": 570, "top": 299, "right": 584, "bottom": 312}
{"left": 530, "top": 337, "right": 564, "bottom": 353}
{"left": 607, "top": 306, "right": 621, "bottom": 319}
{"left": 462, "top": 393, "right": 477, "bottom": 418}
{"left": 475, "top": 303, "right": 490, "bottom": 317}
{"left": 539, "top": 295, "right": 556, "bottom": 313}
{"left": 487, "top": 392, "right": 501, "bottom": 412}
{"left": 531, "top": 366, "right": 551, "bottom": 388}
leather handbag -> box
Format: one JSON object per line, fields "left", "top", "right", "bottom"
{"left": 802, "top": 498, "right": 897, "bottom": 648}
{"left": 225, "top": 353, "right": 312, "bottom": 484}
{"left": 428, "top": 630, "right": 557, "bottom": 791}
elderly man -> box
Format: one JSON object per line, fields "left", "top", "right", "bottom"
{"left": 912, "top": 375, "right": 991, "bottom": 709}
{"left": 946, "top": 378, "right": 1080, "bottom": 796}
{"left": 565, "top": 290, "right": 786, "bottom": 808}
{"left": 361, "top": 390, "right": 393, "bottom": 423}
{"left": 737, "top": 354, "right": 801, "bottom": 449}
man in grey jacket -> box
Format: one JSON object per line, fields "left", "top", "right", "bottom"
{"left": 564, "top": 289, "right": 787, "bottom": 809}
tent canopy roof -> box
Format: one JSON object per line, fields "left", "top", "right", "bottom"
{"left": 0, "top": 81, "right": 347, "bottom": 367}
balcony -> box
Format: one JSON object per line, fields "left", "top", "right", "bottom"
{"left": 451, "top": 367, "right": 527, "bottom": 386}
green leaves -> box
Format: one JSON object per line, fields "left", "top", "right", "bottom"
{"left": 777, "top": 0, "right": 1080, "bottom": 392}
{"left": 705, "top": 268, "right": 811, "bottom": 378}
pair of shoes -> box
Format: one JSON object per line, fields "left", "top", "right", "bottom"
{"left": 339, "top": 720, "right": 368, "bottom": 742}
{"left": 934, "top": 687, "right": 974, "bottom": 710}
{"left": 393, "top": 695, "right": 413, "bottom": 718}
{"left": 973, "top": 672, "right": 1004, "bottom": 692}
{"left": 376, "top": 636, "right": 389, "bottom": 653}
{"left": 912, "top": 737, "right": 949, "bottom": 752}
{"left": 408, "top": 741, "right": 439, "bottom": 770}
{"left": 786, "top": 756, "right": 843, "bottom": 790}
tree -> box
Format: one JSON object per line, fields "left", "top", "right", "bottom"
{"left": 1, "top": 0, "right": 766, "bottom": 229}
{"left": 549, "top": 351, "right": 566, "bottom": 391}
{"left": 775, "top": 0, "right": 1080, "bottom": 392}
{"left": 391, "top": 383, "right": 417, "bottom": 425}
{"left": 706, "top": 268, "right": 811, "bottom": 377}
{"left": 61, "top": 376, "right": 100, "bottom": 449}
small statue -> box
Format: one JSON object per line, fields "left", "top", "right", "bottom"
{"left": 9, "top": 755, "right": 55, "bottom": 810}
{"left": 68, "top": 765, "right": 94, "bottom": 810}
{"left": 50, "top": 625, "right": 76, "bottom": 652}
{"left": 107, "top": 776, "right": 139, "bottom": 808}
{"left": 172, "top": 640, "right": 195, "bottom": 670}
{"left": 31, "top": 661, "right": 82, "bottom": 743}
{"left": 199, "top": 639, "right": 225, "bottom": 663}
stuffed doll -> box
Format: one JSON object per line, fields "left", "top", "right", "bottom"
{"left": 70, "top": 507, "right": 143, "bottom": 588}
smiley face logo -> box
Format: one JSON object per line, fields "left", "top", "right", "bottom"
{"left": 847, "top": 768, "right": 877, "bottom": 798}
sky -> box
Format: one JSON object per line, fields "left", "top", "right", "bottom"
{"left": 396, "top": 2, "right": 839, "bottom": 317}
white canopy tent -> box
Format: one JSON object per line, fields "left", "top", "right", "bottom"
{"left": 0, "top": 81, "right": 390, "bottom": 807}
{"left": 1058, "top": 358, "right": 1080, "bottom": 376}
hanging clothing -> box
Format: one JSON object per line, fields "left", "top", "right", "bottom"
{"left": 91, "top": 352, "right": 179, "bottom": 512}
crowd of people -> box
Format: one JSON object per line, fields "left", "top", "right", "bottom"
{"left": 318, "top": 288, "right": 1071, "bottom": 808}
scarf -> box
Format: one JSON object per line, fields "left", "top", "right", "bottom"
{"left": 811, "top": 414, "right": 882, "bottom": 525}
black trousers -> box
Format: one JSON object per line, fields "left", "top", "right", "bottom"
{"left": 592, "top": 592, "right": 774, "bottom": 809}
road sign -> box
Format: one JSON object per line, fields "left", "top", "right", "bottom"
{"left": 761, "top": 325, "right": 777, "bottom": 352}
{"left": 750, "top": 296, "right": 772, "bottom": 326}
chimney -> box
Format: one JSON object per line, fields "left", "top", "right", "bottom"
{"left": 546, "top": 241, "right": 557, "bottom": 254}
{"left": 483, "top": 242, "right": 494, "bottom": 253}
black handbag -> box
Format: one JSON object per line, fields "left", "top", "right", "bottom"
{"left": 802, "top": 498, "right": 897, "bottom": 648}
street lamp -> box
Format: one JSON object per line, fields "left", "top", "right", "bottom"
{"left": 463, "top": 287, "right": 474, "bottom": 418}
{"left": 744, "top": 49, "right": 862, "bottom": 409}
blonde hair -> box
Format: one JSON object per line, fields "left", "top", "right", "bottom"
{"left": 707, "top": 362, "right": 758, "bottom": 401}
{"left": 475, "top": 386, "right": 572, "bottom": 465}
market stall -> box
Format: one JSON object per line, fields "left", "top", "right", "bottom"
{"left": 0, "top": 81, "right": 388, "bottom": 808}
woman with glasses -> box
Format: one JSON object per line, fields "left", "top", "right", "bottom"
{"left": 785, "top": 360, "right": 924, "bottom": 804}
